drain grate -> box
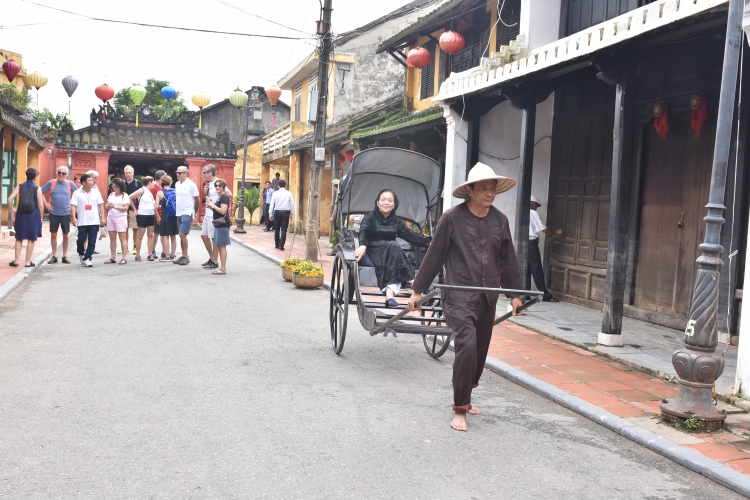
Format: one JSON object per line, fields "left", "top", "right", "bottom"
{"left": 557, "top": 327, "right": 573, "bottom": 331}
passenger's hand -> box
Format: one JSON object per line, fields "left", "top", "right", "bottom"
{"left": 353, "top": 245, "right": 366, "bottom": 261}
{"left": 511, "top": 297, "right": 523, "bottom": 316}
{"left": 407, "top": 292, "right": 423, "bottom": 312}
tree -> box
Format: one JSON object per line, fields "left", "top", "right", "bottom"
{"left": 112, "top": 78, "right": 188, "bottom": 119}
{"left": 232, "top": 187, "right": 260, "bottom": 223}
{"left": 32, "top": 107, "right": 74, "bottom": 129}
{"left": 0, "top": 83, "right": 32, "bottom": 110}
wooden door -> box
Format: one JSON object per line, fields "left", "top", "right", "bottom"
{"left": 634, "top": 111, "right": 715, "bottom": 318}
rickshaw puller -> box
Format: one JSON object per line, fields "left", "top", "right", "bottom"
{"left": 408, "top": 163, "right": 523, "bottom": 432}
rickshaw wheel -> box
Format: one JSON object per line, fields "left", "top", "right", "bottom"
{"left": 420, "top": 296, "right": 451, "bottom": 358}
{"left": 329, "top": 250, "right": 349, "bottom": 354}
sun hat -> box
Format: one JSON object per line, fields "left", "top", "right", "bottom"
{"left": 530, "top": 195, "right": 541, "bottom": 206}
{"left": 452, "top": 162, "right": 516, "bottom": 199}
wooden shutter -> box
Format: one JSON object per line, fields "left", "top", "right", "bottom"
{"left": 564, "top": 0, "right": 643, "bottom": 37}
{"left": 420, "top": 41, "right": 436, "bottom": 100}
{"left": 495, "top": 0, "right": 521, "bottom": 50}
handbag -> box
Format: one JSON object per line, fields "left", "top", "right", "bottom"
{"left": 212, "top": 217, "right": 226, "bottom": 227}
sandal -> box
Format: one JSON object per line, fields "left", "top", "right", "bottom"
{"left": 9, "top": 261, "right": 19, "bottom": 267}
{"left": 118, "top": 259, "right": 127, "bottom": 265}
{"left": 104, "top": 259, "right": 116, "bottom": 264}
{"left": 25, "top": 263, "right": 35, "bottom": 268}
{"left": 212, "top": 269, "right": 226, "bottom": 275}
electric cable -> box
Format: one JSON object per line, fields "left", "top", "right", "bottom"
{"left": 215, "top": 0, "right": 310, "bottom": 34}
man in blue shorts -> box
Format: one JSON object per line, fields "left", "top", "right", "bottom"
{"left": 173, "top": 166, "right": 199, "bottom": 265}
{"left": 42, "top": 166, "right": 77, "bottom": 264}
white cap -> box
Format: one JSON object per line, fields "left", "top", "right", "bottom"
{"left": 530, "top": 195, "right": 541, "bottom": 206}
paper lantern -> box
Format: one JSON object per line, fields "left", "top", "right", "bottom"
{"left": 2, "top": 60, "right": 20, "bottom": 82}
{"left": 160, "top": 86, "right": 176, "bottom": 115}
{"left": 406, "top": 47, "right": 431, "bottom": 68}
{"left": 439, "top": 31, "right": 465, "bottom": 55}
{"left": 130, "top": 85, "right": 147, "bottom": 126}
{"left": 229, "top": 88, "right": 249, "bottom": 125}
{"left": 192, "top": 91, "right": 211, "bottom": 130}
{"left": 337, "top": 154, "right": 345, "bottom": 165}
{"left": 344, "top": 150, "right": 354, "bottom": 162}
{"left": 95, "top": 83, "right": 115, "bottom": 120}
{"left": 27, "top": 71, "right": 48, "bottom": 90}
{"left": 266, "top": 84, "right": 282, "bottom": 128}
{"left": 62, "top": 76, "right": 78, "bottom": 98}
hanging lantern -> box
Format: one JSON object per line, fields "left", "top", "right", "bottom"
{"left": 439, "top": 30, "right": 465, "bottom": 55}
{"left": 406, "top": 47, "right": 431, "bottom": 68}
{"left": 344, "top": 150, "right": 354, "bottom": 162}
{"left": 266, "top": 84, "right": 282, "bottom": 128}
{"left": 2, "top": 60, "right": 20, "bottom": 83}
{"left": 229, "top": 87, "right": 249, "bottom": 125}
{"left": 95, "top": 83, "right": 115, "bottom": 121}
{"left": 192, "top": 91, "right": 211, "bottom": 130}
{"left": 61, "top": 75, "right": 78, "bottom": 116}
{"left": 160, "top": 85, "right": 176, "bottom": 115}
{"left": 130, "top": 85, "right": 147, "bottom": 126}
{"left": 337, "top": 154, "right": 346, "bottom": 165}
{"left": 27, "top": 71, "right": 48, "bottom": 111}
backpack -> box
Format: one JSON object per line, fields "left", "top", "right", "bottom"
{"left": 17, "top": 185, "right": 36, "bottom": 213}
{"left": 162, "top": 188, "right": 177, "bottom": 217}
{"left": 49, "top": 179, "right": 73, "bottom": 200}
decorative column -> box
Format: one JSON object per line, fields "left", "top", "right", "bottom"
{"left": 514, "top": 86, "right": 537, "bottom": 291}
{"left": 661, "top": 0, "right": 742, "bottom": 422}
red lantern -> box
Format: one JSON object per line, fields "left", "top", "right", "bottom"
{"left": 344, "top": 150, "right": 354, "bottom": 162}
{"left": 2, "top": 60, "right": 20, "bottom": 82}
{"left": 337, "top": 154, "right": 346, "bottom": 165}
{"left": 406, "top": 47, "right": 431, "bottom": 68}
{"left": 439, "top": 30, "right": 465, "bottom": 55}
{"left": 95, "top": 83, "right": 115, "bottom": 120}
{"left": 266, "top": 84, "right": 282, "bottom": 127}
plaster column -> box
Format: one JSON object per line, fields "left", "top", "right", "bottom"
{"left": 440, "top": 104, "right": 468, "bottom": 210}
{"left": 736, "top": 226, "right": 750, "bottom": 396}
{"left": 90, "top": 153, "right": 109, "bottom": 193}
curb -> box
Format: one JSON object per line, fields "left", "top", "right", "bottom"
{"left": 483, "top": 356, "right": 750, "bottom": 497}
{"left": 230, "top": 235, "right": 331, "bottom": 290}
{"left": 0, "top": 244, "right": 54, "bottom": 303}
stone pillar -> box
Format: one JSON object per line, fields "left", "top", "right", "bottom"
{"left": 440, "top": 104, "right": 467, "bottom": 211}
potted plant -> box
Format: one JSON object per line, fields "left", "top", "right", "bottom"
{"left": 292, "top": 260, "right": 325, "bottom": 289}
{"left": 280, "top": 257, "right": 300, "bottom": 281}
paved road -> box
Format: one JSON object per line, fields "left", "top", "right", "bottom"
{"left": 0, "top": 232, "right": 740, "bottom": 499}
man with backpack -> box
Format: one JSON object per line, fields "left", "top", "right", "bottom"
{"left": 42, "top": 166, "right": 78, "bottom": 264}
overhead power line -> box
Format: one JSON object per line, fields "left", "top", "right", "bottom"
{"left": 215, "top": 0, "right": 310, "bottom": 35}
{"left": 19, "top": 0, "right": 315, "bottom": 40}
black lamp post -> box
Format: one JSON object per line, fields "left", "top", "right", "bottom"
{"left": 234, "top": 86, "right": 261, "bottom": 233}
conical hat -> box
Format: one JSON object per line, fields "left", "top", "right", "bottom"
{"left": 452, "top": 162, "right": 516, "bottom": 199}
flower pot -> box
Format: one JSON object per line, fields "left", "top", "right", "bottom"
{"left": 282, "top": 267, "right": 294, "bottom": 281}
{"left": 292, "top": 274, "right": 324, "bottom": 289}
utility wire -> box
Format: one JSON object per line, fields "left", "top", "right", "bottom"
{"left": 215, "top": 0, "right": 310, "bottom": 35}
{"left": 20, "top": 0, "right": 315, "bottom": 40}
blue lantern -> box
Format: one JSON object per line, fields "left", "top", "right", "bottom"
{"left": 160, "top": 86, "right": 177, "bottom": 115}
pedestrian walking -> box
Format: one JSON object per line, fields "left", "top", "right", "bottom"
{"left": 105, "top": 178, "right": 130, "bottom": 265}
{"left": 269, "top": 179, "right": 294, "bottom": 250}
{"left": 172, "top": 166, "right": 199, "bottom": 265}
{"left": 206, "top": 178, "right": 231, "bottom": 275}
{"left": 149, "top": 170, "right": 165, "bottom": 260}
{"left": 123, "top": 165, "right": 143, "bottom": 255}
{"left": 42, "top": 166, "right": 77, "bottom": 264}
{"left": 154, "top": 175, "right": 178, "bottom": 261}
{"left": 272, "top": 172, "right": 281, "bottom": 190}
{"left": 70, "top": 173, "right": 105, "bottom": 267}
{"left": 7, "top": 167, "right": 44, "bottom": 268}
{"left": 529, "top": 195, "right": 563, "bottom": 302}
{"left": 128, "top": 176, "right": 157, "bottom": 262}
{"left": 408, "top": 163, "right": 522, "bottom": 432}
{"left": 262, "top": 181, "right": 274, "bottom": 231}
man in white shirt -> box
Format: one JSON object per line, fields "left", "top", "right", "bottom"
{"left": 70, "top": 173, "right": 106, "bottom": 267}
{"left": 173, "top": 166, "right": 199, "bottom": 265}
{"left": 529, "top": 195, "right": 563, "bottom": 302}
{"left": 269, "top": 179, "right": 295, "bottom": 250}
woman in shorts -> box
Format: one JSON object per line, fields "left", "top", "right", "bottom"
{"left": 206, "top": 178, "right": 230, "bottom": 275}
{"left": 154, "top": 175, "right": 178, "bottom": 261}
{"left": 129, "top": 176, "right": 156, "bottom": 262}
{"left": 105, "top": 178, "right": 130, "bottom": 265}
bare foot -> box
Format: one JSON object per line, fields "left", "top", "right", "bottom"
{"left": 451, "top": 411, "right": 468, "bottom": 431}
{"left": 452, "top": 400, "right": 480, "bottom": 415}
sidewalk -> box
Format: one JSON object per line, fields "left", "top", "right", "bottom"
{"left": 0, "top": 225, "right": 55, "bottom": 301}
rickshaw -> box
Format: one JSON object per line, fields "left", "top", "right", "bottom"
{"left": 328, "top": 147, "right": 542, "bottom": 357}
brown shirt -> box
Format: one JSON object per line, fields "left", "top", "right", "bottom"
{"left": 412, "top": 202, "right": 523, "bottom": 305}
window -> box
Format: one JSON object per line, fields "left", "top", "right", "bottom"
{"left": 451, "top": 28, "right": 487, "bottom": 73}
{"left": 294, "top": 83, "right": 302, "bottom": 94}
{"left": 495, "top": 0, "right": 521, "bottom": 51}
{"left": 294, "top": 95, "right": 302, "bottom": 122}
{"left": 308, "top": 82, "right": 318, "bottom": 123}
{"left": 564, "top": 0, "right": 656, "bottom": 36}
{"left": 420, "top": 41, "right": 436, "bottom": 100}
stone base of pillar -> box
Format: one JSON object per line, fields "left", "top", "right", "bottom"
{"left": 233, "top": 218, "right": 246, "bottom": 234}
{"left": 597, "top": 332, "right": 623, "bottom": 347}
{"left": 661, "top": 382, "right": 727, "bottom": 422}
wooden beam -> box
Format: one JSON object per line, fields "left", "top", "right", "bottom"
{"left": 465, "top": 111, "right": 480, "bottom": 178}
{"left": 600, "top": 58, "right": 635, "bottom": 344}
{"left": 514, "top": 85, "right": 537, "bottom": 293}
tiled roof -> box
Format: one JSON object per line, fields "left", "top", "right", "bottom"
{"left": 351, "top": 105, "right": 444, "bottom": 139}
{"left": 57, "top": 119, "right": 237, "bottom": 158}
{"left": 0, "top": 105, "right": 44, "bottom": 148}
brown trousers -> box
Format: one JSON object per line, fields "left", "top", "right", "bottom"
{"left": 444, "top": 297, "right": 496, "bottom": 412}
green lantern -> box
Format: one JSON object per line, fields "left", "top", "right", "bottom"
{"left": 229, "top": 87, "right": 249, "bottom": 124}
{"left": 130, "top": 84, "right": 147, "bottom": 126}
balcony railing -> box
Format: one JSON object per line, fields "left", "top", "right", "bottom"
{"left": 261, "top": 122, "right": 314, "bottom": 164}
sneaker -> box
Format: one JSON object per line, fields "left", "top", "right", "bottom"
{"left": 147, "top": 254, "right": 155, "bottom": 261}
{"left": 385, "top": 298, "right": 399, "bottom": 308}
{"left": 135, "top": 255, "right": 142, "bottom": 262}
{"left": 204, "top": 261, "right": 218, "bottom": 269}
{"left": 159, "top": 255, "right": 171, "bottom": 262}
{"left": 151, "top": 252, "right": 158, "bottom": 259}
{"left": 61, "top": 257, "right": 71, "bottom": 264}
{"left": 201, "top": 260, "right": 214, "bottom": 268}
{"left": 83, "top": 258, "right": 93, "bottom": 267}
{"left": 132, "top": 246, "right": 137, "bottom": 255}
{"left": 79, "top": 255, "right": 84, "bottom": 265}
{"left": 47, "top": 256, "right": 58, "bottom": 264}
{"left": 174, "top": 256, "right": 189, "bottom": 265}
{"left": 160, "top": 252, "right": 166, "bottom": 259}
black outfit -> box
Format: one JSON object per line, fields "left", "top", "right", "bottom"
{"left": 412, "top": 203, "right": 523, "bottom": 412}
{"left": 213, "top": 194, "right": 231, "bottom": 224}
{"left": 528, "top": 239, "right": 553, "bottom": 300}
{"left": 125, "top": 179, "right": 143, "bottom": 212}
{"left": 273, "top": 210, "right": 290, "bottom": 248}
{"left": 358, "top": 210, "right": 431, "bottom": 291}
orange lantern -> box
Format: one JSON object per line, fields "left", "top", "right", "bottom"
{"left": 439, "top": 30, "right": 465, "bottom": 55}
{"left": 406, "top": 47, "right": 431, "bottom": 68}
{"left": 266, "top": 84, "right": 282, "bottom": 127}
{"left": 344, "top": 150, "right": 354, "bottom": 162}
{"left": 95, "top": 83, "right": 115, "bottom": 120}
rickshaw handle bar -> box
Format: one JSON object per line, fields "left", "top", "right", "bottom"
{"left": 370, "top": 289, "right": 440, "bottom": 335}
{"left": 433, "top": 284, "right": 544, "bottom": 296}
{"left": 493, "top": 297, "right": 541, "bottom": 325}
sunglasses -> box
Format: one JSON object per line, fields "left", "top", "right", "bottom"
{"left": 57, "top": 171, "right": 67, "bottom": 174}
{"left": 177, "top": 171, "right": 187, "bottom": 175}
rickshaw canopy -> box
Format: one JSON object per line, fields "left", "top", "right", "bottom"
{"left": 337, "top": 148, "right": 442, "bottom": 225}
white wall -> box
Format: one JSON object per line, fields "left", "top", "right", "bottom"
{"left": 521, "top": 0, "right": 562, "bottom": 50}
{"left": 441, "top": 105, "right": 468, "bottom": 208}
